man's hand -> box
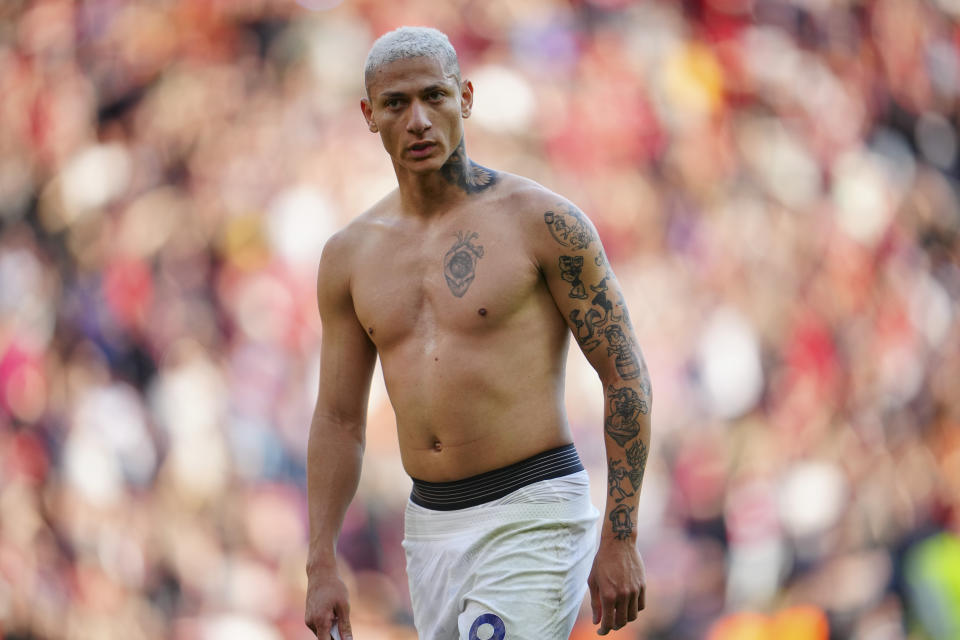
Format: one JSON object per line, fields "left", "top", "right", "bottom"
{"left": 587, "top": 538, "right": 646, "bottom": 635}
{"left": 305, "top": 566, "right": 353, "bottom": 640}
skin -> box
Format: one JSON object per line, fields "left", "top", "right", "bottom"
{"left": 305, "top": 54, "right": 651, "bottom": 639}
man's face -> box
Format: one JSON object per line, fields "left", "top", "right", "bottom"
{"left": 361, "top": 56, "right": 472, "bottom": 173}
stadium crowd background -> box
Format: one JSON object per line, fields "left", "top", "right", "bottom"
{"left": 1, "top": 0, "right": 959, "bottom": 638}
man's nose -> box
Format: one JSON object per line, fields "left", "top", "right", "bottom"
{"left": 406, "top": 101, "right": 432, "bottom": 133}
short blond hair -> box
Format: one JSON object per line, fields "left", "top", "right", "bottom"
{"left": 364, "top": 26, "right": 461, "bottom": 94}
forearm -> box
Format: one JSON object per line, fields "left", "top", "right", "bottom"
{"left": 599, "top": 374, "right": 651, "bottom": 542}
{"left": 306, "top": 412, "right": 365, "bottom": 572}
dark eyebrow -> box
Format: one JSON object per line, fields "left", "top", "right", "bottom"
{"left": 378, "top": 84, "right": 450, "bottom": 102}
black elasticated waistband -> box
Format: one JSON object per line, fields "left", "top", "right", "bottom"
{"left": 409, "top": 443, "right": 584, "bottom": 511}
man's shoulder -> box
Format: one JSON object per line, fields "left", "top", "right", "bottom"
{"left": 492, "top": 172, "right": 565, "bottom": 209}
{"left": 321, "top": 192, "right": 399, "bottom": 262}
{"left": 490, "top": 173, "right": 589, "bottom": 243}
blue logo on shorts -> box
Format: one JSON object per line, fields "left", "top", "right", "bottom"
{"left": 469, "top": 613, "right": 506, "bottom": 640}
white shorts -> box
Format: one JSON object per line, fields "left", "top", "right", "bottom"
{"left": 402, "top": 470, "right": 600, "bottom": 640}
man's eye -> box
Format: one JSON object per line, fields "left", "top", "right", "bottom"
{"left": 428, "top": 91, "right": 444, "bottom": 101}
{"left": 385, "top": 99, "right": 402, "bottom": 108}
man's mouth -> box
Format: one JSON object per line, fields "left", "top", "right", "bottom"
{"left": 408, "top": 141, "right": 436, "bottom": 155}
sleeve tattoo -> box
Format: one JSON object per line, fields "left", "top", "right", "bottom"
{"left": 605, "top": 384, "right": 650, "bottom": 540}
{"left": 543, "top": 204, "right": 652, "bottom": 540}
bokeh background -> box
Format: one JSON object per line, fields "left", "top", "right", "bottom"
{"left": 1, "top": 0, "right": 960, "bottom": 638}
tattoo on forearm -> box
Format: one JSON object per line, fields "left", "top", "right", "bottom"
{"left": 443, "top": 231, "right": 484, "bottom": 297}
{"left": 626, "top": 439, "right": 648, "bottom": 491}
{"left": 605, "top": 384, "right": 648, "bottom": 446}
{"left": 544, "top": 204, "right": 594, "bottom": 250}
{"left": 559, "top": 256, "right": 588, "bottom": 299}
{"left": 609, "top": 503, "right": 634, "bottom": 540}
{"left": 608, "top": 458, "right": 635, "bottom": 503}
{"left": 440, "top": 139, "right": 497, "bottom": 194}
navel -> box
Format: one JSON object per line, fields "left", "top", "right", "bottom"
{"left": 433, "top": 440, "right": 443, "bottom": 452}
{"left": 478, "top": 307, "right": 487, "bottom": 317}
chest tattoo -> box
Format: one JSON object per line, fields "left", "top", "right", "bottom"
{"left": 443, "top": 230, "right": 484, "bottom": 297}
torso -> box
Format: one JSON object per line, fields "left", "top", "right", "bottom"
{"left": 346, "top": 174, "right": 573, "bottom": 481}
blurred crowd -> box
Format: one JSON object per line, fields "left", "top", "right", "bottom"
{"left": 1, "top": 0, "right": 959, "bottom": 638}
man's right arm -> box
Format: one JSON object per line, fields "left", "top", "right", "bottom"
{"left": 305, "top": 230, "right": 377, "bottom": 640}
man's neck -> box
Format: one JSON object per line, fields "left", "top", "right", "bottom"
{"left": 395, "top": 138, "right": 498, "bottom": 217}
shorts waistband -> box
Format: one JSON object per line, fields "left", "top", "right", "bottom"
{"left": 409, "top": 443, "right": 584, "bottom": 511}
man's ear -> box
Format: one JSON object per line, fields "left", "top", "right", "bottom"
{"left": 360, "top": 98, "right": 378, "bottom": 132}
{"left": 459, "top": 79, "right": 474, "bottom": 119}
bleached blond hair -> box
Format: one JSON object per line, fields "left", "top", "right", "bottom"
{"left": 364, "top": 26, "right": 461, "bottom": 95}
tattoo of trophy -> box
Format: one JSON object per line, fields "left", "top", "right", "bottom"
{"left": 559, "top": 255, "right": 588, "bottom": 299}
{"left": 443, "top": 231, "right": 484, "bottom": 297}
{"left": 609, "top": 503, "right": 634, "bottom": 540}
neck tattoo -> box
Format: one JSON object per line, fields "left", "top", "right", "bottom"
{"left": 439, "top": 139, "right": 498, "bottom": 194}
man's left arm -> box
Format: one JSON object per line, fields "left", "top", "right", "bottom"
{"left": 533, "top": 197, "right": 651, "bottom": 635}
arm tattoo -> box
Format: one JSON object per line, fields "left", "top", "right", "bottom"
{"left": 543, "top": 203, "right": 594, "bottom": 250}
{"left": 605, "top": 384, "right": 648, "bottom": 446}
{"left": 608, "top": 458, "right": 635, "bottom": 503}
{"left": 604, "top": 324, "right": 642, "bottom": 380}
{"left": 559, "top": 255, "right": 588, "bottom": 299}
{"left": 625, "top": 439, "right": 648, "bottom": 491}
{"left": 590, "top": 277, "right": 614, "bottom": 321}
{"left": 568, "top": 277, "right": 613, "bottom": 352}
{"left": 569, "top": 308, "right": 605, "bottom": 352}
{"left": 566, "top": 263, "right": 649, "bottom": 387}
{"left": 443, "top": 231, "right": 484, "bottom": 297}
{"left": 616, "top": 290, "right": 632, "bottom": 328}
{"left": 440, "top": 138, "right": 498, "bottom": 194}
{"left": 609, "top": 503, "right": 634, "bottom": 540}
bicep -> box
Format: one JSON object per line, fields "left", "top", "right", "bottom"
{"left": 313, "top": 243, "right": 378, "bottom": 426}
{"left": 315, "top": 304, "right": 377, "bottom": 425}
{"left": 537, "top": 203, "right": 642, "bottom": 382}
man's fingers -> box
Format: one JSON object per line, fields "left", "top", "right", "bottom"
{"left": 626, "top": 590, "right": 639, "bottom": 623}
{"left": 307, "top": 618, "right": 330, "bottom": 639}
{"left": 335, "top": 602, "right": 353, "bottom": 640}
{"left": 589, "top": 577, "right": 601, "bottom": 625}
{"left": 614, "top": 593, "right": 629, "bottom": 629}
{"left": 599, "top": 591, "right": 616, "bottom": 635}
{"left": 638, "top": 585, "right": 646, "bottom": 611}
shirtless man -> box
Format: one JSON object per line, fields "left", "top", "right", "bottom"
{"left": 305, "top": 27, "right": 651, "bottom": 640}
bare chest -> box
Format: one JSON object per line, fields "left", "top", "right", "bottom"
{"left": 351, "top": 221, "right": 538, "bottom": 348}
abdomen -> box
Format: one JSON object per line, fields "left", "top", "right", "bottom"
{"left": 380, "top": 317, "right": 572, "bottom": 482}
